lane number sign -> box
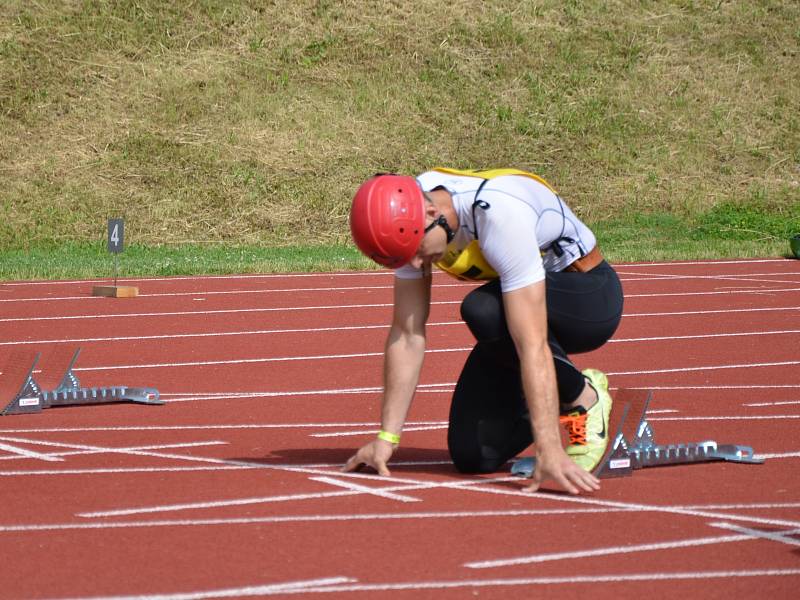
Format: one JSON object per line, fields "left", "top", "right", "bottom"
{"left": 108, "top": 218, "right": 124, "bottom": 253}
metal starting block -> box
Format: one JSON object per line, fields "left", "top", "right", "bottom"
{"left": 511, "top": 388, "right": 763, "bottom": 479}
{"left": 0, "top": 348, "right": 162, "bottom": 416}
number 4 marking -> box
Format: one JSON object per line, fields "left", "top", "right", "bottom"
{"left": 108, "top": 218, "right": 124, "bottom": 253}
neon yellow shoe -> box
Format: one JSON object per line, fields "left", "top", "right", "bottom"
{"left": 559, "top": 369, "right": 613, "bottom": 471}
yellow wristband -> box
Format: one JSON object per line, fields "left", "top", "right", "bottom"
{"left": 377, "top": 430, "right": 401, "bottom": 445}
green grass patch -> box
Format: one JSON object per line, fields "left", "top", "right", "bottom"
{"left": 2, "top": 206, "right": 798, "bottom": 281}
{"left": 0, "top": 243, "right": 376, "bottom": 281}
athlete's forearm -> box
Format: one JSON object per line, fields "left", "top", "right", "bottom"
{"left": 519, "top": 339, "right": 562, "bottom": 453}
{"left": 379, "top": 324, "right": 426, "bottom": 435}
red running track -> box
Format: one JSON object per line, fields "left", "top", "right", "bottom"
{"left": 0, "top": 258, "right": 799, "bottom": 599}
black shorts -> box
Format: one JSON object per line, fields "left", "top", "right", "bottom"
{"left": 448, "top": 261, "right": 624, "bottom": 473}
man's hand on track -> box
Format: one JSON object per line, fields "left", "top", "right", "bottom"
{"left": 342, "top": 439, "right": 395, "bottom": 476}
{"left": 524, "top": 447, "right": 600, "bottom": 495}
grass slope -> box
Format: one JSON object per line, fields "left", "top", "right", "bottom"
{"left": 1, "top": 1, "right": 798, "bottom": 279}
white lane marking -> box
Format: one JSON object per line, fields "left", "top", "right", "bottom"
{"left": 310, "top": 476, "right": 421, "bottom": 503}
{"left": 76, "top": 488, "right": 369, "bottom": 517}
{"left": 1, "top": 273, "right": 387, "bottom": 287}
{"left": 0, "top": 441, "right": 62, "bottom": 462}
{"left": 520, "top": 487, "right": 800, "bottom": 531}
{"left": 745, "top": 400, "right": 800, "bottom": 407}
{"left": 64, "top": 357, "right": 799, "bottom": 375}
{"left": 680, "top": 502, "right": 800, "bottom": 510}
{"left": 3, "top": 287, "right": 800, "bottom": 325}
{"left": 44, "top": 577, "right": 357, "bottom": 600}
{"left": 0, "top": 436, "right": 511, "bottom": 519}
{"left": 5, "top": 504, "right": 800, "bottom": 534}
{"left": 0, "top": 257, "right": 787, "bottom": 288}
{"left": 648, "top": 415, "right": 800, "bottom": 422}
{"left": 624, "top": 306, "right": 800, "bottom": 317}
{"left": 0, "top": 283, "right": 469, "bottom": 303}
{"left": 310, "top": 424, "right": 447, "bottom": 438}
{"left": 70, "top": 347, "right": 471, "bottom": 372}
{"left": 609, "top": 329, "right": 800, "bottom": 343}
{"left": 0, "top": 441, "right": 228, "bottom": 462}
{"left": 157, "top": 383, "right": 455, "bottom": 402}
{"left": 708, "top": 522, "right": 800, "bottom": 547}
{"left": 2, "top": 431, "right": 795, "bottom": 532}
{"left": 0, "top": 321, "right": 453, "bottom": 347}
{"left": 40, "top": 570, "right": 800, "bottom": 599}
{"left": 5, "top": 271, "right": 800, "bottom": 303}
{"left": 608, "top": 360, "right": 800, "bottom": 376}
{"left": 0, "top": 435, "right": 272, "bottom": 472}
{"left": 0, "top": 407, "right": 795, "bottom": 437}
{"left": 621, "top": 258, "right": 794, "bottom": 267}
{"left": 624, "top": 276, "right": 800, "bottom": 284}
{"left": 0, "top": 301, "right": 441, "bottom": 323}
{"left": 464, "top": 532, "right": 775, "bottom": 569}
{"left": 616, "top": 271, "right": 800, "bottom": 283}
{"left": 74, "top": 477, "right": 516, "bottom": 518}
{"left": 0, "top": 447, "right": 796, "bottom": 477}
{"left": 631, "top": 385, "right": 800, "bottom": 389}
{"left": 0, "top": 460, "right": 454, "bottom": 477}
{"left": 161, "top": 389, "right": 390, "bottom": 402}
{"left": 0, "top": 421, "right": 449, "bottom": 434}
{"left": 102, "top": 569, "right": 800, "bottom": 595}
{"left": 625, "top": 287, "right": 800, "bottom": 298}
{"left": 751, "top": 451, "right": 800, "bottom": 460}
{"left": 4, "top": 323, "right": 798, "bottom": 348}
{"left": 73, "top": 457, "right": 800, "bottom": 532}
{"left": 0, "top": 508, "right": 630, "bottom": 533}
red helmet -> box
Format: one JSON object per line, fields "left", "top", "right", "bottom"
{"left": 350, "top": 174, "right": 426, "bottom": 268}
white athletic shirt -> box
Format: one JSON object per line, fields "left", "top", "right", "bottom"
{"left": 396, "top": 171, "right": 597, "bottom": 292}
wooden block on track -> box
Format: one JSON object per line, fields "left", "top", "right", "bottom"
{"left": 92, "top": 286, "right": 139, "bottom": 298}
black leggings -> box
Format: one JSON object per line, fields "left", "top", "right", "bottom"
{"left": 447, "top": 261, "right": 624, "bottom": 473}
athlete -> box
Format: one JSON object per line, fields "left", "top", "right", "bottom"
{"left": 343, "top": 168, "right": 624, "bottom": 494}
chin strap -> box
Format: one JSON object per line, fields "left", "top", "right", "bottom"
{"left": 425, "top": 214, "right": 456, "bottom": 243}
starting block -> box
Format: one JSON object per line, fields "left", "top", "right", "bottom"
{"left": 0, "top": 347, "right": 162, "bottom": 416}
{"left": 511, "top": 388, "right": 763, "bottom": 479}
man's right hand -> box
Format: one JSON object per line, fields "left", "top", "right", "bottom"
{"left": 342, "top": 439, "right": 396, "bottom": 476}
{"left": 524, "top": 445, "right": 600, "bottom": 495}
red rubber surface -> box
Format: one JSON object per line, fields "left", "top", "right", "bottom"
{"left": 0, "top": 258, "right": 799, "bottom": 599}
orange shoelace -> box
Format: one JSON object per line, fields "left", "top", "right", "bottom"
{"left": 559, "top": 413, "right": 588, "bottom": 446}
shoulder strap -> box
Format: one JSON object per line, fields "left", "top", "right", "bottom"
{"left": 470, "top": 178, "right": 491, "bottom": 240}
{"left": 431, "top": 166, "right": 558, "bottom": 194}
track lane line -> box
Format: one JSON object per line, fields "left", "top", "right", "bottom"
{"left": 464, "top": 530, "right": 791, "bottom": 569}
{"left": 3, "top": 287, "right": 800, "bottom": 324}
{"left": 4, "top": 323, "right": 799, "bottom": 348}
{"left": 5, "top": 503, "right": 800, "bottom": 534}
{"left": 41, "top": 576, "right": 357, "bottom": 600}
{"left": 0, "top": 441, "right": 62, "bottom": 462}
{"left": 708, "top": 522, "right": 800, "bottom": 547}
{"left": 64, "top": 357, "right": 800, "bottom": 375}
{"left": 0, "top": 257, "right": 791, "bottom": 288}
{"left": 50, "top": 444, "right": 800, "bottom": 532}
{"left": 0, "top": 441, "right": 228, "bottom": 462}
{"left": 4, "top": 271, "right": 800, "bottom": 303}
{"left": 310, "top": 475, "right": 421, "bottom": 503}
{"left": 52, "top": 569, "right": 798, "bottom": 597}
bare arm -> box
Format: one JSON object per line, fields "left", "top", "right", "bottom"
{"left": 502, "top": 280, "right": 600, "bottom": 494}
{"left": 343, "top": 274, "right": 431, "bottom": 475}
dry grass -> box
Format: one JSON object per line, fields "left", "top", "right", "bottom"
{"left": 1, "top": 0, "right": 798, "bottom": 250}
